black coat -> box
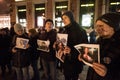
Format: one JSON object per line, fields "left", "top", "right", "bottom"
{"left": 59, "top": 21, "right": 88, "bottom": 76}
{"left": 10, "top": 34, "right": 31, "bottom": 68}
{"left": 86, "top": 31, "right": 120, "bottom": 80}
{"left": 0, "top": 33, "right": 11, "bottom": 65}
{"left": 29, "top": 34, "right": 39, "bottom": 61}
{"left": 37, "top": 29, "right": 57, "bottom": 61}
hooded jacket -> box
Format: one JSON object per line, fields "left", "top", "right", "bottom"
{"left": 60, "top": 11, "right": 88, "bottom": 76}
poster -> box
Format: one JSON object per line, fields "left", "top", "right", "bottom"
{"left": 74, "top": 44, "right": 100, "bottom": 67}
{"left": 37, "top": 40, "right": 50, "bottom": 52}
{"left": 15, "top": 37, "right": 29, "bottom": 49}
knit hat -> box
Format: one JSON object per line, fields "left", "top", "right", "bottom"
{"left": 61, "top": 11, "right": 75, "bottom": 23}
{"left": 14, "top": 23, "right": 23, "bottom": 33}
{"left": 96, "top": 13, "right": 120, "bottom": 31}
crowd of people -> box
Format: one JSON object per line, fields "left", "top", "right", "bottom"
{"left": 0, "top": 11, "right": 120, "bottom": 80}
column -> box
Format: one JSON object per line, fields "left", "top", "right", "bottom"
{"left": 68, "top": 0, "right": 80, "bottom": 23}
{"left": 94, "top": 0, "right": 103, "bottom": 23}
{"left": 45, "top": 0, "right": 55, "bottom": 21}
{"left": 26, "top": 0, "right": 34, "bottom": 30}
{"left": 10, "top": 0, "right": 16, "bottom": 25}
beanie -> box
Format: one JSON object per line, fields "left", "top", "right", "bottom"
{"left": 61, "top": 11, "right": 75, "bottom": 23}
{"left": 14, "top": 23, "right": 23, "bottom": 33}
{"left": 96, "top": 13, "right": 120, "bottom": 31}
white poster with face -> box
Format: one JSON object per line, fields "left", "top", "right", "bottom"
{"left": 74, "top": 44, "right": 100, "bottom": 67}
{"left": 15, "top": 37, "right": 29, "bottom": 49}
{"left": 37, "top": 40, "right": 50, "bottom": 52}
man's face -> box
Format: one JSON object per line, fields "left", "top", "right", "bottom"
{"left": 62, "top": 15, "right": 71, "bottom": 26}
{"left": 45, "top": 22, "right": 53, "bottom": 32}
{"left": 95, "top": 20, "right": 115, "bottom": 38}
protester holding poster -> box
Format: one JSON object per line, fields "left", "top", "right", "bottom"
{"left": 10, "top": 23, "right": 31, "bottom": 80}
{"left": 54, "top": 11, "right": 88, "bottom": 80}
{"left": 37, "top": 19, "right": 57, "bottom": 80}
{"left": 85, "top": 13, "right": 120, "bottom": 80}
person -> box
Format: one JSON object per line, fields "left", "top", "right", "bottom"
{"left": 37, "top": 19, "right": 57, "bottom": 80}
{"left": 56, "top": 11, "right": 88, "bottom": 80}
{"left": 89, "top": 30, "right": 97, "bottom": 44}
{"left": 10, "top": 23, "right": 31, "bottom": 80}
{"left": 0, "top": 28, "right": 12, "bottom": 79}
{"left": 84, "top": 13, "right": 120, "bottom": 80}
{"left": 28, "top": 28, "right": 40, "bottom": 80}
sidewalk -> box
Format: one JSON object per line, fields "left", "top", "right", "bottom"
{"left": 0, "top": 65, "right": 88, "bottom": 80}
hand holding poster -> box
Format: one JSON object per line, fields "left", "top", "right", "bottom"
{"left": 74, "top": 44, "right": 100, "bottom": 67}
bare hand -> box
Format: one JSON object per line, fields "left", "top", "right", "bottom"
{"left": 12, "top": 47, "right": 17, "bottom": 53}
{"left": 63, "top": 46, "right": 71, "bottom": 55}
{"left": 92, "top": 63, "right": 107, "bottom": 77}
{"left": 78, "top": 54, "right": 82, "bottom": 61}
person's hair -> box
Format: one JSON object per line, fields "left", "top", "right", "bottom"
{"left": 44, "top": 19, "right": 53, "bottom": 26}
{"left": 61, "top": 11, "right": 75, "bottom": 23}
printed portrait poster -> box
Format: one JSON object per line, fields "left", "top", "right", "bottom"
{"left": 37, "top": 40, "right": 50, "bottom": 52}
{"left": 74, "top": 44, "right": 100, "bottom": 67}
{"left": 56, "top": 33, "right": 68, "bottom": 46}
{"left": 15, "top": 37, "right": 29, "bottom": 49}
{"left": 56, "top": 33, "right": 68, "bottom": 63}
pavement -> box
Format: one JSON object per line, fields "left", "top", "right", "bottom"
{"left": 0, "top": 65, "right": 88, "bottom": 80}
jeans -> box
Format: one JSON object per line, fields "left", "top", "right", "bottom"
{"left": 41, "top": 59, "right": 56, "bottom": 80}
{"left": 14, "top": 67, "right": 30, "bottom": 80}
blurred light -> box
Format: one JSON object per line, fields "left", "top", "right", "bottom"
{"left": 82, "top": 14, "right": 92, "bottom": 27}
{"left": 110, "top": 2, "right": 120, "bottom": 5}
{"left": 0, "top": 0, "right": 3, "bottom": 2}
{"left": 81, "top": 4, "right": 94, "bottom": 7}
{"left": 18, "top": 9, "right": 26, "bottom": 12}
{"left": 56, "top": 6, "right": 67, "bottom": 9}
{"left": 37, "top": 16, "right": 44, "bottom": 27}
{"left": 15, "top": 0, "right": 25, "bottom": 2}
{"left": 35, "top": 7, "right": 45, "bottom": 11}
{"left": 56, "top": 17, "right": 62, "bottom": 22}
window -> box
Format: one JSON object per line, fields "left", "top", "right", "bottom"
{"left": 0, "top": 15, "right": 10, "bottom": 29}
{"left": 80, "top": 0, "right": 95, "bottom": 28}
{"left": 55, "top": 1, "right": 68, "bottom": 27}
{"left": 109, "top": 0, "right": 120, "bottom": 12}
{"left": 17, "top": 6, "right": 26, "bottom": 27}
{"left": 35, "top": 4, "right": 45, "bottom": 28}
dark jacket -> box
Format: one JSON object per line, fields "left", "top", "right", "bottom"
{"left": 29, "top": 33, "right": 39, "bottom": 60}
{"left": 86, "top": 31, "right": 120, "bottom": 80}
{"left": 59, "top": 21, "right": 88, "bottom": 76}
{"left": 37, "top": 29, "right": 57, "bottom": 61}
{"left": 10, "top": 34, "right": 31, "bottom": 68}
{"left": 0, "top": 31, "right": 12, "bottom": 65}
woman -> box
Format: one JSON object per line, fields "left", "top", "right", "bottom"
{"left": 84, "top": 13, "right": 120, "bottom": 80}
{"left": 57, "top": 11, "right": 88, "bottom": 80}
{"left": 11, "top": 23, "right": 31, "bottom": 80}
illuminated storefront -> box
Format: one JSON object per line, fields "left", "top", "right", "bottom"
{"left": 0, "top": 15, "right": 10, "bottom": 29}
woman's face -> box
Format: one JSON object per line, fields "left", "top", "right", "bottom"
{"left": 95, "top": 20, "right": 115, "bottom": 39}
{"left": 16, "top": 30, "right": 23, "bottom": 35}
{"left": 62, "top": 15, "right": 71, "bottom": 26}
